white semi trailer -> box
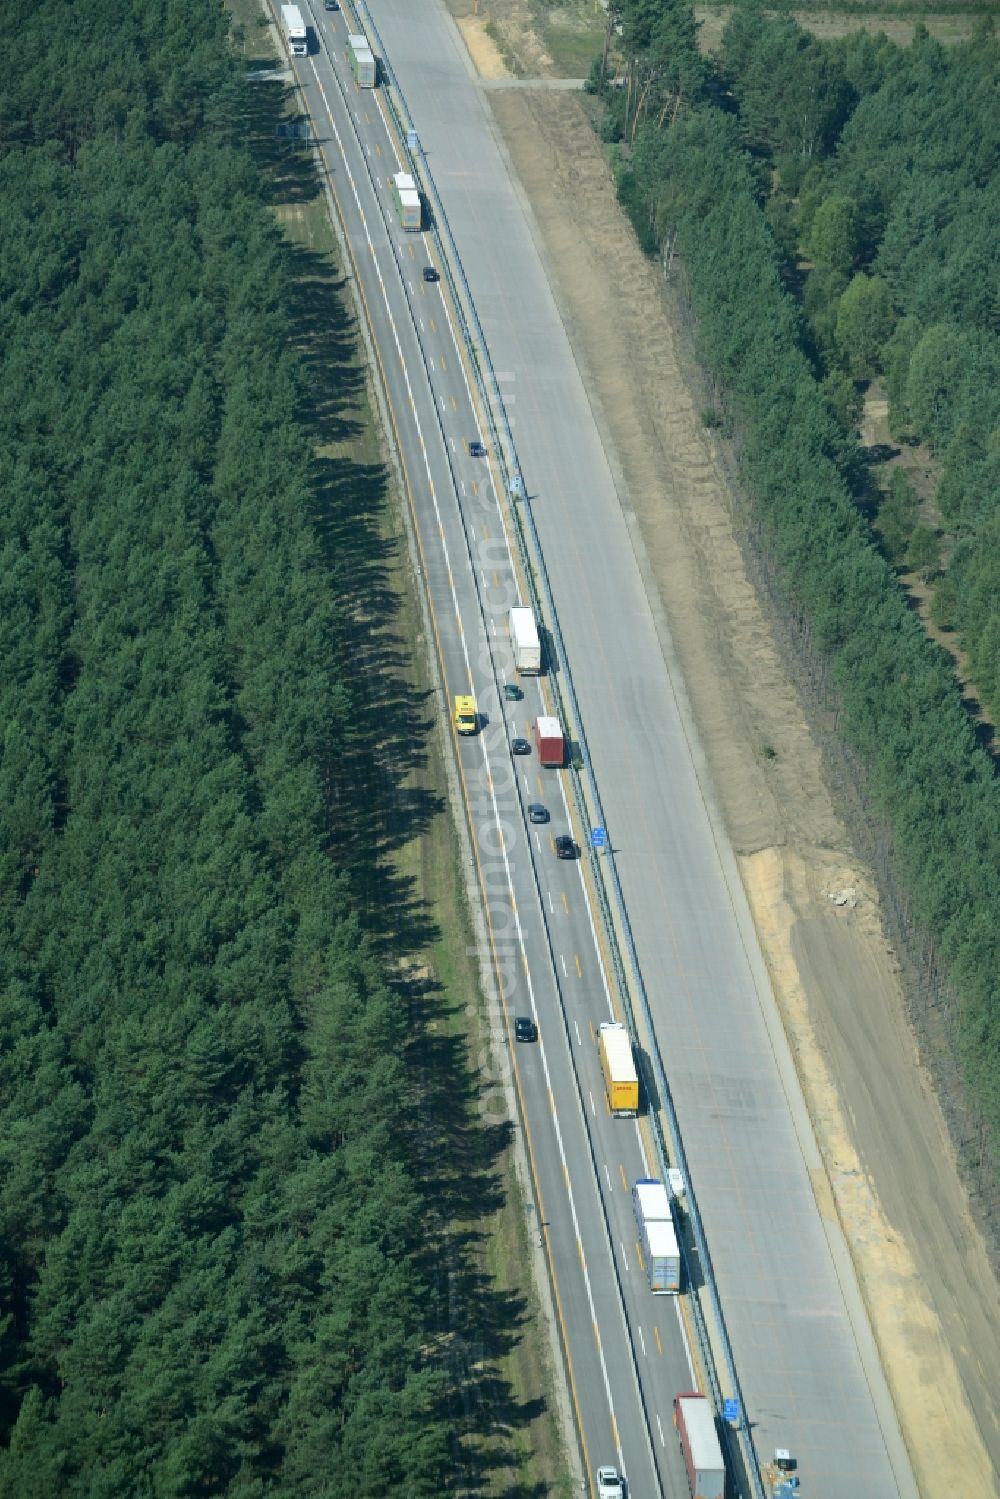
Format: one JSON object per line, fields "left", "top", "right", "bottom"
{"left": 632, "top": 1179, "right": 680, "bottom": 1294}
{"left": 509, "top": 606, "right": 541, "bottom": 674}
{"left": 281, "top": 4, "right": 307, "bottom": 56}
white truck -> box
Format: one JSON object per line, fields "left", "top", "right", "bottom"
{"left": 348, "top": 32, "right": 377, "bottom": 87}
{"left": 509, "top": 605, "right": 541, "bottom": 675}
{"left": 632, "top": 1179, "right": 680, "bottom": 1294}
{"left": 281, "top": 3, "right": 307, "bottom": 56}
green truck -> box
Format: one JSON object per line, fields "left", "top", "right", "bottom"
{"left": 348, "top": 32, "right": 376, "bottom": 88}
{"left": 391, "top": 172, "right": 421, "bottom": 231}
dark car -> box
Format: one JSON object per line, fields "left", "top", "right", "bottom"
{"left": 511, "top": 736, "right": 531, "bottom": 756}
{"left": 555, "top": 835, "right": 578, "bottom": 859}
{"left": 422, "top": 266, "right": 440, "bottom": 283}
{"left": 514, "top": 1015, "right": 538, "bottom": 1043}
{"left": 468, "top": 439, "right": 486, "bottom": 458}
{"left": 503, "top": 681, "right": 522, "bottom": 701}
{"left": 527, "top": 804, "right": 548, "bottom": 824}
{"left": 324, "top": 0, "right": 338, "bottom": 9}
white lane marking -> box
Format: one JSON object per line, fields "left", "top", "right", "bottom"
{"left": 674, "top": 1295, "right": 697, "bottom": 1384}
{"left": 656, "top": 1413, "right": 665, "bottom": 1448}
{"left": 589, "top": 1090, "right": 596, "bottom": 1117}
{"left": 604, "top": 1164, "right": 613, "bottom": 1192}
{"left": 574, "top": 1020, "right": 582, "bottom": 1046}
{"left": 560, "top": 954, "right": 568, "bottom": 978}
{"left": 638, "top": 1326, "right": 646, "bottom": 1358}
{"left": 635, "top": 1118, "right": 652, "bottom": 1179}
{"left": 547, "top": 889, "right": 553, "bottom": 913}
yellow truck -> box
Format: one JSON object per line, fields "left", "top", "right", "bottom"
{"left": 453, "top": 694, "right": 478, "bottom": 735}
{"left": 598, "top": 1022, "right": 639, "bottom": 1117}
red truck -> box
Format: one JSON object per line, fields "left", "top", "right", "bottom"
{"left": 674, "top": 1393, "right": 725, "bottom": 1499}
{"left": 534, "top": 715, "right": 564, "bottom": 768}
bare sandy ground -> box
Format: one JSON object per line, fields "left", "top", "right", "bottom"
{"left": 445, "top": 9, "right": 1000, "bottom": 1494}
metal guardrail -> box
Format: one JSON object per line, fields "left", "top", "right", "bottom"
{"left": 344, "top": 8, "right": 768, "bottom": 1498}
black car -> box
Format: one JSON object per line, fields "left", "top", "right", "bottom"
{"left": 468, "top": 439, "right": 486, "bottom": 458}
{"left": 422, "top": 266, "right": 440, "bottom": 283}
{"left": 527, "top": 804, "right": 548, "bottom": 824}
{"left": 511, "top": 736, "right": 531, "bottom": 756}
{"left": 503, "top": 681, "right": 522, "bottom": 701}
{"left": 324, "top": 0, "right": 338, "bottom": 9}
{"left": 555, "top": 835, "right": 578, "bottom": 860}
{"left": 514, "top": 1015, "right": 538, "bottom": 1043}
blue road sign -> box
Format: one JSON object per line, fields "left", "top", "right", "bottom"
{"left": 591, "top": 827, "right": 607, "bottom": 850}
{"left": 723, "top": 1398, "right": 741, "bottom": 1424}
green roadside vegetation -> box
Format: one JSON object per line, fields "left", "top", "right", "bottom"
{"left": 0, "top": 0, "right": 564, "bottom": 1491}
{"left": 532, "top": 3, "right": 609, "bottom": 77}
{"left": 588, "top": 2, "right": 1000, "bottom": 1215}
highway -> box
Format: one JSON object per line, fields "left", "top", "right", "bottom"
{"left": 350, "top": 6, "right": 919, "bottom": 1499}
{"left": 278, "top": 4, "right": 919, "bottom": 1498}
{"left": 277, "top": 9, "right": 707, "bottom": 1496}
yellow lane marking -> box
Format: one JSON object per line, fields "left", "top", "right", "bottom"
{"left": 619, "top": 1162, "right": 628, "bottom": 1191}
{"left": 654, "top": 1324, "right": 664, "bottom": 1355}
{"left": 575, "top": 955, "right": 582, "bottom": 978}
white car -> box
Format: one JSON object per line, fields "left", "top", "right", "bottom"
{"left": 597, "top": 1467, "right": 624, "bottom": 1499}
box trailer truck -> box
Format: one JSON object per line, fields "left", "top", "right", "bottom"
{"left": 391, "top": 172, "right": 421, "bottom": 231}
{"left": 674, "top": 1393, "right": 725, "bottom": 1499}
{"left": 632, "top": 1179, "right": 680, "bottom": 1294}
{"left": 509, "top": 606, "right": 541, "bottom": 675}
{"left": 281, "top": 3, "right": 307, "bottom": 56}
{"left": 348, "top": 33, "right": 376, "bottom": 87}
{"left": 598, "top": 1023, "right": 639, "bottom": 1116}
{"left": 534, "top": 716, "right": 564, "bottom": 768}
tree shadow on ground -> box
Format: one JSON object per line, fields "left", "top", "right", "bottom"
{"left": 240, "top": 67, "right": 553, "bottom": 1483}
{"left": 407, "top": 974, "right": 553, "bottom": 1495}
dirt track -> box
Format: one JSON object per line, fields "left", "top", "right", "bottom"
{"left": 452, "top": 9, "right": 1000, "bottom": 1495}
